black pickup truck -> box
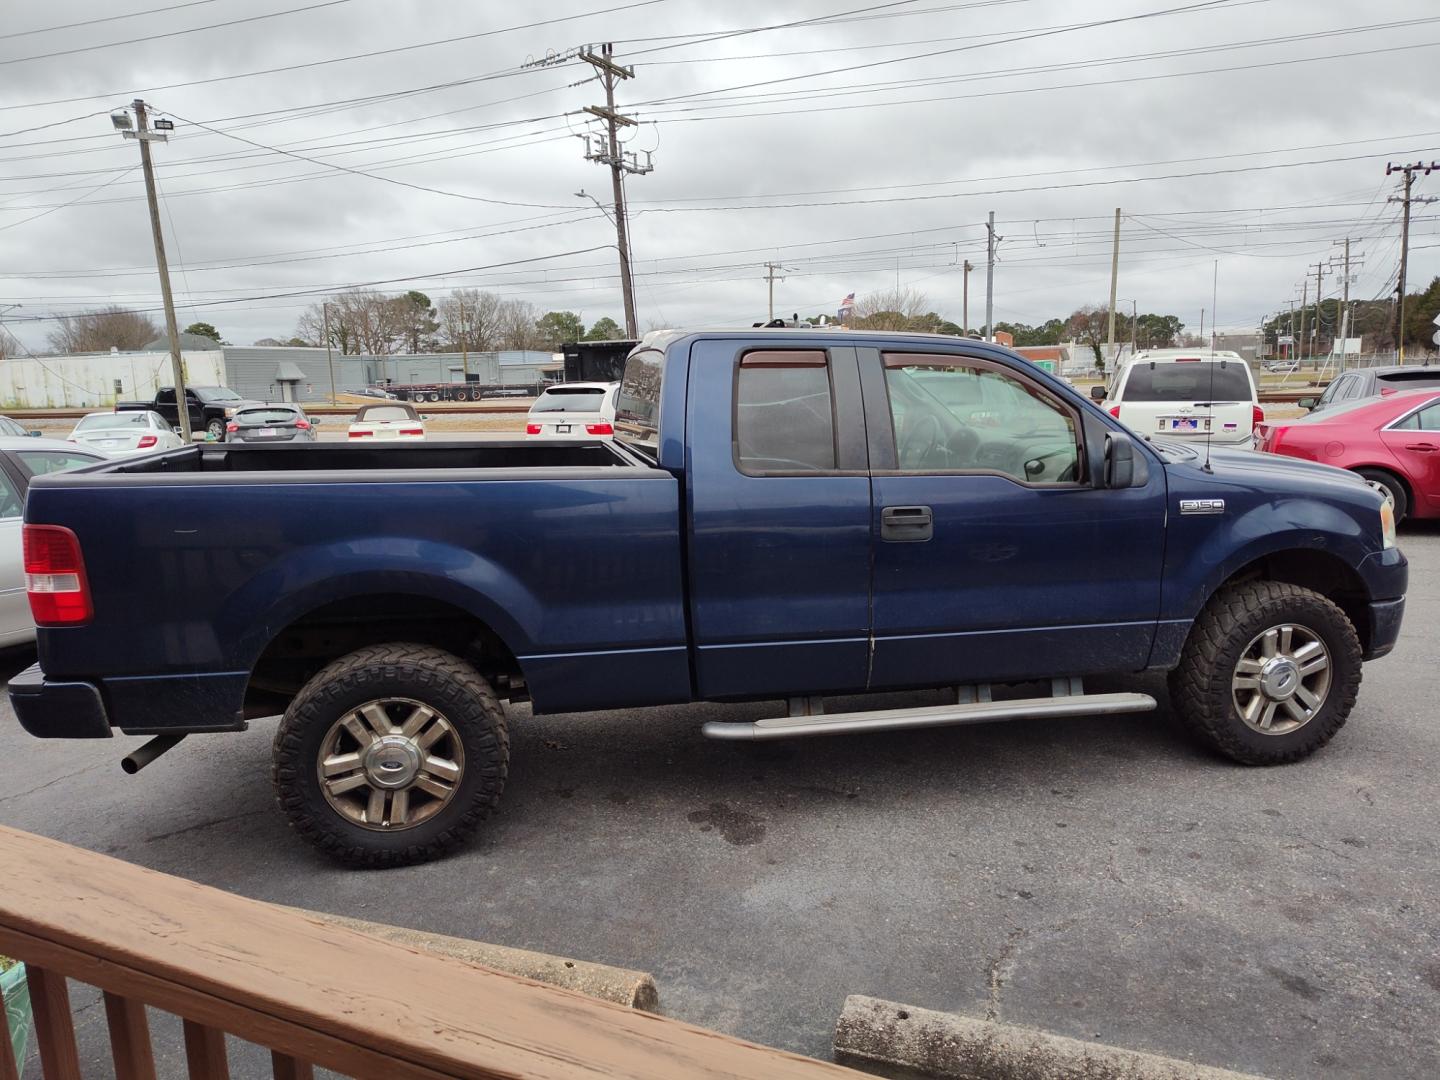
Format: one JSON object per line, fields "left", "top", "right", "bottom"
{"left": 117, "top": 386, "right": 261, "bottom": 441}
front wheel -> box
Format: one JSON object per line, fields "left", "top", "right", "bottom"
{"left": 1169, "top": 581, "right": 1361, "bottom": 765}
{"left": 272, "top": 644, "right": 509, "bottom": 867}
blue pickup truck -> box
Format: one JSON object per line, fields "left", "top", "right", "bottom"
{"left": 10, "top": 330, "right": 1407, "bottom": 866}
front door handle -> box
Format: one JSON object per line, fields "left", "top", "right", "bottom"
{"left": 881, "top": 505, "right": 933, "bottom": 542}
{"left": 1404, "top": 442, "right": 1438, "bottom": 452}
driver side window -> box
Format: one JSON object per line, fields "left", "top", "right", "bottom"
{"left": 881, "top": 353, "right": 1082, "bottom": 484}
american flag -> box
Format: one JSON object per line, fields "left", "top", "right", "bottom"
{"left": 838, "top": 292, "right": 855, "bottom": 310}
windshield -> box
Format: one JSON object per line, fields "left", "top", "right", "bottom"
{"left": 236, "top": 407, "right": 301, "bottom": 424}
{"left": 532, "top": 387, "right": 606, "bottom": 414}
{"left": 194, "top": 387, "right": 242, "bottom": 402}
{"left": 1121, "top": 362, "right": 1252, "bottom": 403}
{"left": 76, "top": 413, "right": 152, "bottom": 431}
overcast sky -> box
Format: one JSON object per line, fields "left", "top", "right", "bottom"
{"left": 2, "top": 0, "right": 1438, "bottom": 349}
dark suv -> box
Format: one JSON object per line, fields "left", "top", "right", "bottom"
{"left": 1302, "top": 364, "right": 1440, "bottom": 414}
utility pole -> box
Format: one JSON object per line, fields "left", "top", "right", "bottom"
{"left": 322, "top": 303, "right": 336, "bottom": 404}
{"left": 1199, "top": 308, "right": 1205, "bottom": 345}
{"left": 1310, "top": 261, "right": 1327, "bottom": 358}
{"left": 116, "top": 99, "right": 190, "bottom": 441}
{"left": 1288, "top": 300, "right": 1296, "bottom": 361}
{"left": 985, "top": 212, "right": 998, "bottom": 342}
{"left": 961, "top": 259, "right": 973, "bottom": 333}
{"left": 579, "top": 44, "right": 651, "bottom": 340}
{"left": 1297, "top": 278, "right": 1308, "bottom": 361}
{"left": 1386, "top": 161, "right": 1438, "bottom": 362}
{"left": 1106, "top": 208, "right": 1121, "bottom": 362}
{"left": 763, "top": 262, "right": 786, "bottom": 322}
{"left": 457, "top": 292, "right": 469, "bottom": 381}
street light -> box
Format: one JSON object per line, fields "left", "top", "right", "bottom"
{"left": 575, "top": 189, "right": 636, "bottom": 337}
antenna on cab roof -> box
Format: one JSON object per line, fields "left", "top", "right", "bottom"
{"left": 1203, "top": 259, "right": 1218, "bottom": 473}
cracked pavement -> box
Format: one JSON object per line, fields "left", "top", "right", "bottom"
{"left": 2, "top": 524, "right": 1438, "bottom": 1079}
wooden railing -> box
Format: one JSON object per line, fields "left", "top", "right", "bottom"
{"left": 0, "top": 826, "right": 860, "bottom": 1079}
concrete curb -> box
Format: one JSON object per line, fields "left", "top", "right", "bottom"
{"left": 833, "top": 996, "right": 1270, "bottom": 1080}
{"left": 285, "top": 907, "right": 659, "bottom": 1012}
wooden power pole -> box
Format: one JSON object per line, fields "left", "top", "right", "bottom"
{"left": 1386, "top": 161, "right": 1439, "bottom": 362}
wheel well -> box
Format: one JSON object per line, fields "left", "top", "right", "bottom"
{"left": 244, "top": 594, "right": 524, "bottom": 718}
{"left": 1349, "top": 464, "right": 1411, "bottom": 503}
{"left": 1217, "top": 550, "right": 1373, "bottom": 653}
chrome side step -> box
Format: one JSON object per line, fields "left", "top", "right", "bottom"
{"left": 700, "top": 692, "right": 1157, "bottom": 742}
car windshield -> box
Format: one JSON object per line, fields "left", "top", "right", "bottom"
{"left": 532, "top": 387, "right": 606, "bottom": 413}
{"left": 1121, "top": 362, "right": 1252, "bottom": 402}
{"left": 194, "top": 387, "right": 242, "bottom": 402}
{"left": 76, "top": 413, "right": 151, "bottom": 431}
{"left": 356, "top": 405, "right": 416, "bottom": 422}
{"left": 236, "top": 407, "right": 301, "bottom": 424}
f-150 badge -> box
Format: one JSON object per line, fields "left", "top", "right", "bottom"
{"left": 1179, "top": 498, "right": 1226, "bottom": 515}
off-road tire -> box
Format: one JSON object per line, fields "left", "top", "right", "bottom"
{"left": 1169, "top": 581, "right": 1362, "bottom": 765}
{"left": 1354, "top": 467, "right": 1409, "bottom": 523}
{"left": 272, "top": 643, "right": 508, "bottom": 868}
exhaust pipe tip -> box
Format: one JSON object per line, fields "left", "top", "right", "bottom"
{"left": 121, "top": 732, "right": 186, "bottom": 774}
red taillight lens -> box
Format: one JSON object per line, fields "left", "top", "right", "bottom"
{"left": 295, "top": 419, "right": 311, "bottom": 430}
{"left": 1109, "top": 405, "right": 1122, "bottom": 418}
{"left": 349, "top": 429, "right": 373, "bottom": 438}
{"left": 1252, "top": 405, "right": 1265, "bottom": 429}
{"left": 584, "top": 422, "right": 614, "bottom": 435}
{"left": 526, "top": 423, "right": 542, "bottom": 435}
{"left": 137, "top": 434, "right": 158, "bottom": 448}
{"left": 24, "top": 524, "right": 92, "bottom": 626}
{"left": 226, "top": 422, "right": 239, "bottom": 433}
{"left": 400, "top": 428, "right": 424, "bottom": 436}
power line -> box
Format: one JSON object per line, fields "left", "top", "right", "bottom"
{"left": 0, "top": 0, "right": 226, "bottom": 41}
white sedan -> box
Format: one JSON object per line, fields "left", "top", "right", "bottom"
{"left": 348, "top": 402, "right": 426, "bottom": 441}
{"left": 68, "top": 410, "right": 186, "bottom": 456}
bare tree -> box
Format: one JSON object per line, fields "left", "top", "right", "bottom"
{"left": 0, "top": 326, "right": 23, "bottom": 360}
{"left": 496, "top": 299, "right": 542, "bottom": 350}
{"left": 46, "top": 306, "right": 160, "bottom": 353}
{"left": 851, "top": 287, "right": 931, "bottom": 331}
{"left": 1066, "top": 304, "right": 1110, "bottom": 367}
{"left": 438, "top": 289, "right": 503, "bottom": 353}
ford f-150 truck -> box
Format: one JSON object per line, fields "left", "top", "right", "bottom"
{"left": 10, "top": 330, "right": 1407, "bottom": 866}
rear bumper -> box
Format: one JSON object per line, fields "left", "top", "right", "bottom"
{"left": 9, "top": 663, "right": 111, "bottom": 739}
{"left": 1364, "top": 597, "right": 1406, "bottom": 660}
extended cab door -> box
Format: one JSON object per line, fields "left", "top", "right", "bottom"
{"left": 860, "top": 346, "right": 1167, "bottom": 689}
{"left": 685, "top": 339, "right": 873, "bottom": 698}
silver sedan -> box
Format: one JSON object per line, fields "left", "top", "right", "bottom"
{"left": 67, "top": 410, "right": 187, "bottom": 457}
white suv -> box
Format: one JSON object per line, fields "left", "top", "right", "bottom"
{"left": 1097, "top": 349, "right": 1261, "bottom": 447}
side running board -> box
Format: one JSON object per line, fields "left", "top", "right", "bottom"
{"left": 700, "top": 692, "right": 1157, "bottom": 742}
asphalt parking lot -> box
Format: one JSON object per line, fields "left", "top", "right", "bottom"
{"left": 3, "top": 524, "right": 1438, "bottom": 1079}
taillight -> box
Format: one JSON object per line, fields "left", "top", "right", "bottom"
{"left": 24, "top": 524, "right": 92, "bottom": 626}
{"left": 295, "top": 419, "right": 311, "bottom": 430}
{"left": 137, "top": 434, "right": 157, "bottom": 448}
{"left": 1109, "top": 405, "right": 1122, "bottom": 418}
{"left": 585, "top": 422, "right": 614, "bottom": 435}
{"left": 1252, "top": 405, "right": 1265, "bottom": 429}
{"left": 349, "top": 430, "right": 373, "bottom": 438}
{"left": 226, "top": 422, "right": 239, "bottom": 433}
{"left": 399, "top": 428, "right": 424, "bottom": 437}
{"left": 526, "top": 423, "right": 542, "bottom": 435}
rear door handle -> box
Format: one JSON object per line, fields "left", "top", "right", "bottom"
{"left": 881, "top": 505, "right": 933, "bottom": 542}
{"left": 1404, "top": 443, "right": 1438, "bottom": 452}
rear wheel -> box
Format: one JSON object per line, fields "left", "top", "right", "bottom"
{"left": 1169, "top": 581, "right": 1361, "bottom": 765}
{"left": 1354, "top": 467, "right": 1408, "bottom": 523}
{"left": 272, "top": 644, "right": 509, "bottom": 867}
{"left": 206, "top": 417, "right": 226, "bottom": 441}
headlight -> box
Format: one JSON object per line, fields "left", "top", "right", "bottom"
{"left": 223, "top": 407, "right": 237, "bottom": 417}
{"left": 1380, "top": 500, "right": 1397, "bottom": 549}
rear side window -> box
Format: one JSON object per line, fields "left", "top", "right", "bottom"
{"left": 17, "top": 450, "right": 103, "bottom": 475}
{"left": 615, "top": 349, "right": 663, "bottom": 457}
{"left": 1391, "top": 400, "right": 1440, "bottom": 431}
{"left": 734, "top": 350, "right": 836, "bottom": 474}
{"left": 1120, "top": 362, "right": 1252, "bottom": 402}
{"left": 533, "top": 387, "right": 606, "bottom": 413}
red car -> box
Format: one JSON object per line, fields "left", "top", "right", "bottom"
{"left": 1256, "top": 388, "right": 1440, "bottom": 521}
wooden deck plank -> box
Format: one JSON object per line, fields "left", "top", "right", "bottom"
{"left": 182, "top": 1020, "right": 231, "bottom": 1080}
{"left": 25, "top": 966, "right": 81, "bottom": 1080}
{"left": 0, "top": 826, "right": 861, "bottom": 1080}
{"left": 103, "top": 991, "right": 158, "bottom": 1080}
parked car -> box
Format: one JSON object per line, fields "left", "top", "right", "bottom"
{"left": 11, "top": 330, "right": 1405, "bottom": 867}
{"left": 1257, "top": 387, "right": 1440, "bottom": 521}
{"left": 348, "top": 402, "right": 426, "bottom": 441}
{"left": 117, "top": 385, "right": 263, "bottom": 441}
{"left": 0, "top": 437, "right": 105, "bottom": 647}
{"left": 1095, "top": 349, "right": 1261, "bottom": 446}
{"left": 0, "top": 416, "right": 42, "bottom": 439}
{"left": 1300, "top": 364, "right": 1440, "bottom": 415}
{"left": 227, "top": 404, "right": 319, "bottom": 443}
{"left": 525, "top": 382, "right": 619, "bottom": 439}
{"left": 67, "top": 411, "right": 186, "bottom": 457}
{"left": 1264, "top": 359, "right": 1299, "bottom": 373}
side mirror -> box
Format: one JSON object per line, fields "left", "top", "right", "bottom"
{"left": 310, "top": 416, "right": 321, "bottom": 425}
{"left": 1297, "top": 397, "right": 1317, "bottom": 410}
{"left": 1103, "top": 431, "right": 1136, "bottom": 489}
{"left": 27, "top": 430, "right": 42, "bottom": 438}
{"left": 1089, "top": 385, "right": 1106, "bottom": 402}
{"left": 421, "top": 414, "right": 432, "bottom": 421}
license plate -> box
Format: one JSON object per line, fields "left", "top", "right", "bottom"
{"left": 100, "top": 439, "right": 121, "bottom": 448}
{"left": 555, "top": 424, "right": 571, "bottom": 433}
{"left": 259, "top": 427, "right": 277, "bottom": 437}
{"left": 377, "top": 428, "right": 397, "bottom": 438}
{"left": 1161, "top": 417, "right": 1209, "bottom": 431}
